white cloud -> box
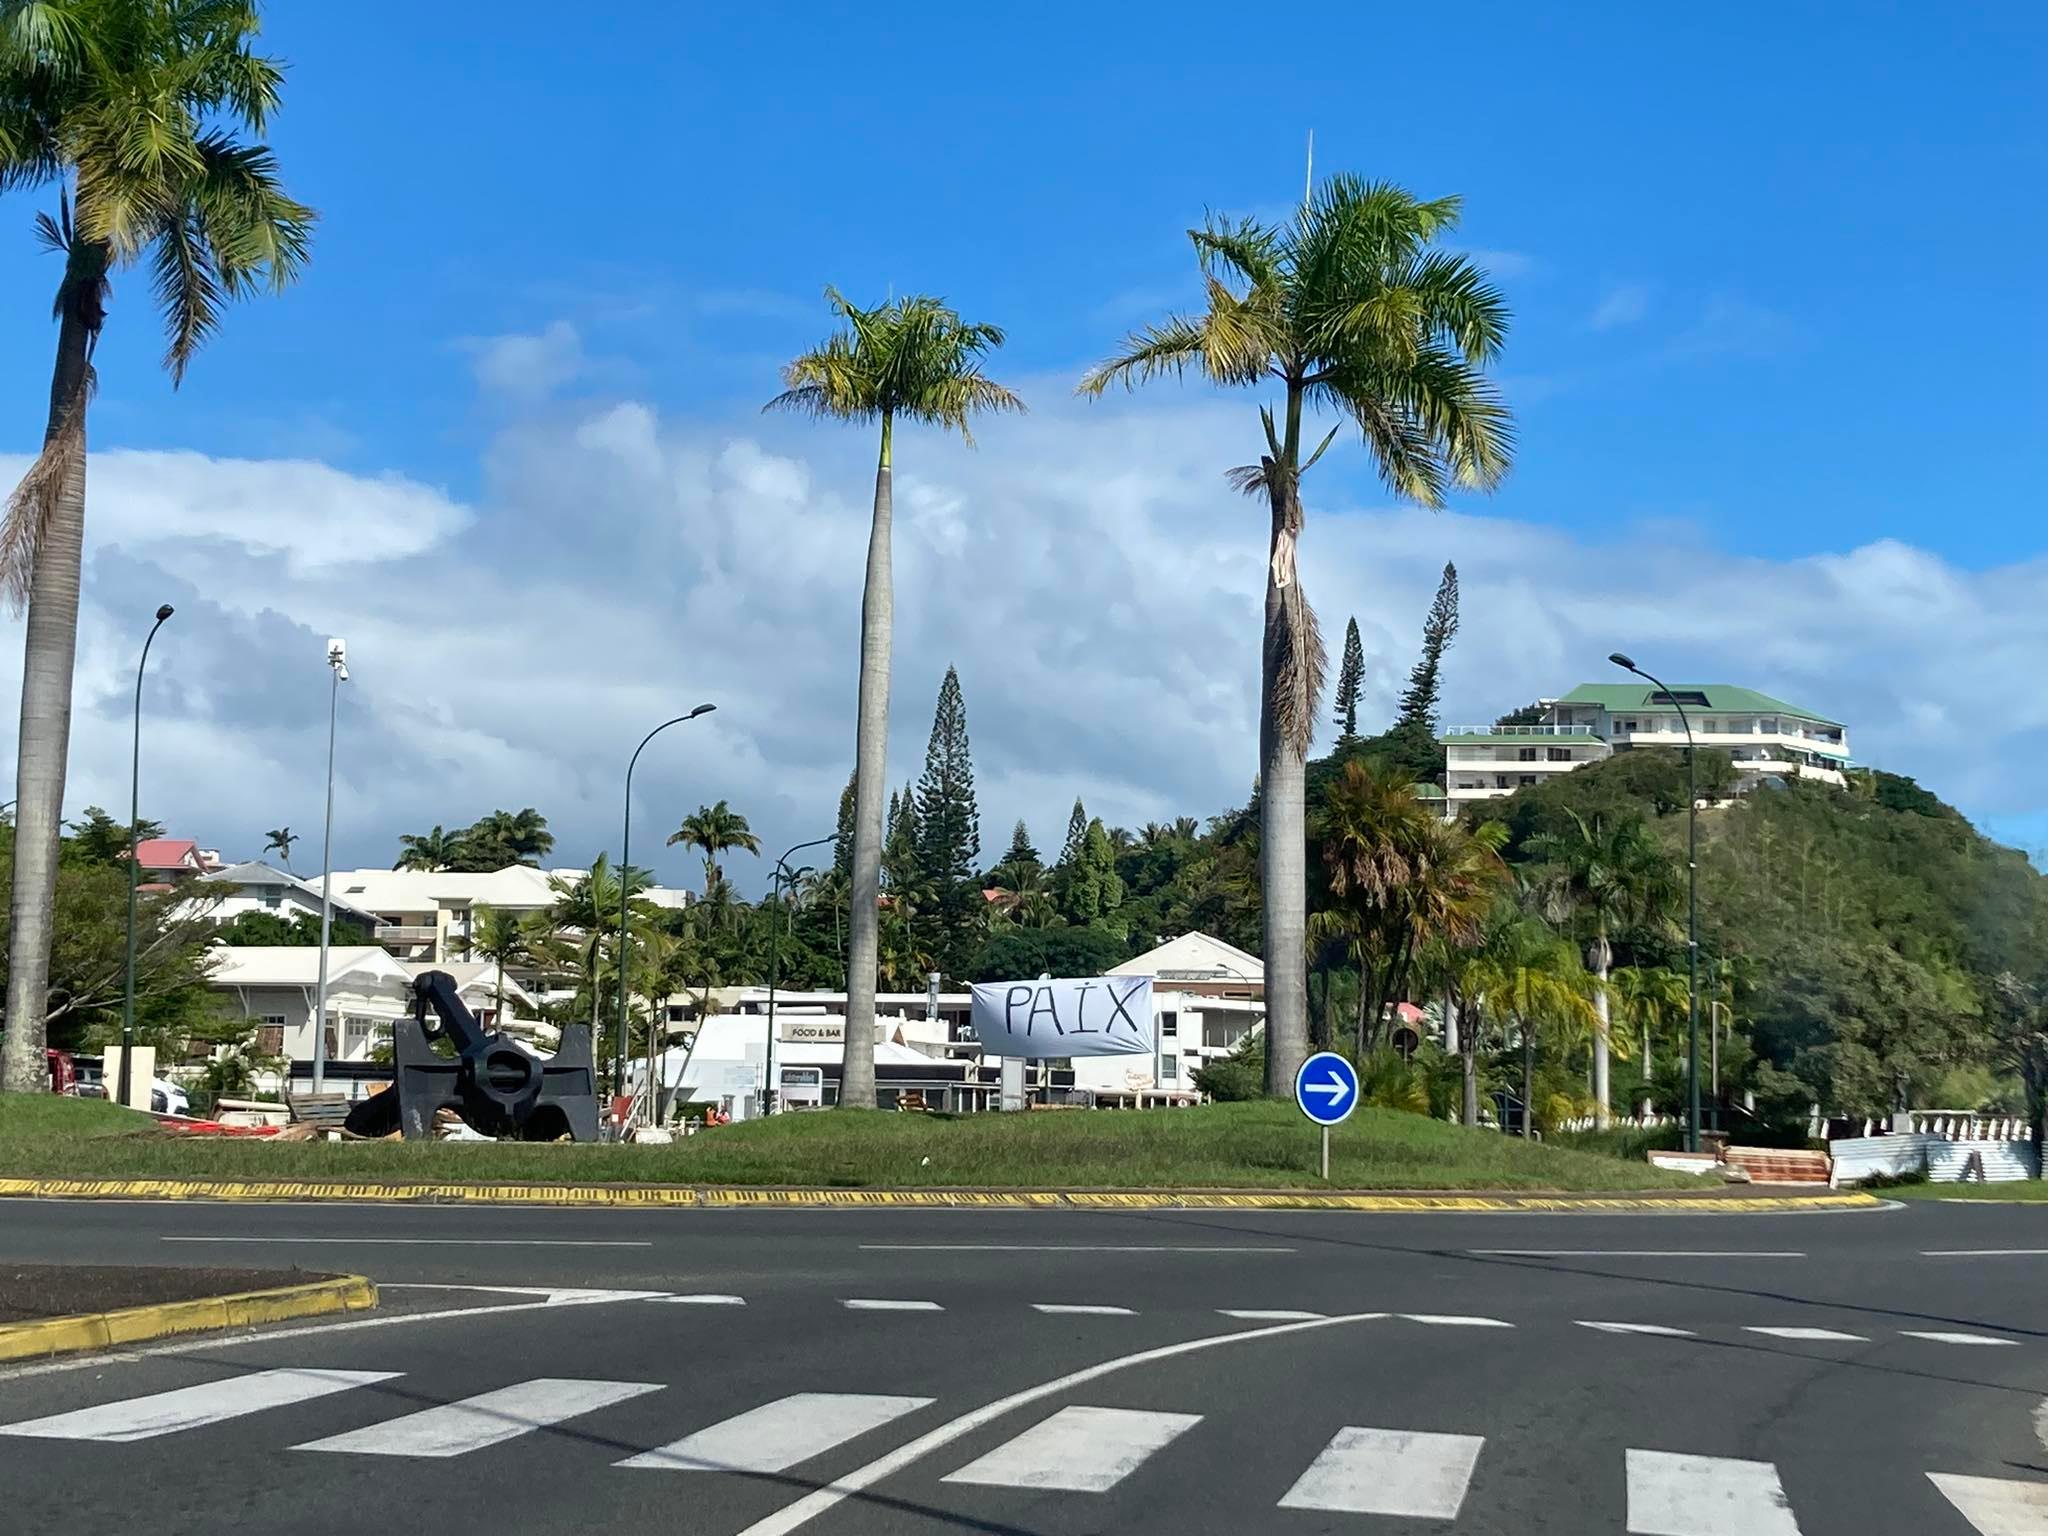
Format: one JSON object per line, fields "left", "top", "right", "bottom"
{"left": 1460, "top": 247, "right": 1535, "bottom": 281}
{"left": 465, "top": 321, "right": 585, "bottom": 402}
{"left": 0, "top": 393, "right": 2040, "bottom": 898}
{"left": 1589, "top": 282, "right": 1650, "bottom": 330}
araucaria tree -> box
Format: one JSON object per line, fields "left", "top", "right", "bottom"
{"left": 1332, "top": 617, "right": 1364, "bottom": 742}
{"left": 1082, "top": 176, "right": 1514, "bottom": 1097}
{"left": 768, "top": 289, "right": 1020, "bottom": 1108}
{"left": 913, "top": 665, "right": 982, "bottom": 977}
{"left": 0, "top": 0, "right": 316, "bottom": 1092}
{"left": 1393, "top": 562, "right": 1459, "bottom": 742}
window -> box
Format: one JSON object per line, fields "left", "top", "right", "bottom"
{"left": 1160, "top": 1054, "right": 1179, "bottom": 1082}
{"left": 1517, "top": 747, "right": 1538, "bottom": 762}
{"left": 1615, "top": 718, "right": 1636, "bottom": 732}
{"left": 1160, "top": 1011, "right": 1178, "bottom": 1038}
{"left": 1493, "top": 774, "right": 1509, "bottom": 790}
{"left": 1548, "top": 748, "right": 1573, "bottom": 762}
{"left": 255, "top": 1016, "right": 285, "bottom": 1056}
{"left": 1759, "top": 717, "right": 1778, "bottom": 734}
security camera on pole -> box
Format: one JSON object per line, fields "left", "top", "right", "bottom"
{"left": 313, "top": 637, "right": 348, "bottom": 1096}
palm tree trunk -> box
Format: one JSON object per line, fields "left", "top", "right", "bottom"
{"left": 1, "top": 246, "right": 102, "bottom": 1094}
{"left": 1591, "top": 926, "right": 1612, "bottom": 1128}
{"left": 841, "top": 412, "right": 893, "bottom": 1110}
{"left": 1259, "top": 385, "right": 1318, "bottom": 1100}
{"left": 1520, "top": 1017, "right": 1535, "bottom": 1139}
{"left": 1458, "top": 994, "right": 1480, "bottom": 1128}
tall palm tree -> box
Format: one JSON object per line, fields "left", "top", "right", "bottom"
{"left": 0, "top": 1, "right": 315, "bottom": 1092}
{"left": 546, "top": 854, "right": 653, "bottom": 1071}
{"left": 1610, "top": 963, "right": 1688, "bottom": 1110}
{"left": 470, "top": 904, "right": 540, "bottom": 1025}
{"left": 394, "top": 825, "right": 463, "bottom": 872}
{"left": 1526, "top": 809, "right": 1679, "bottom": 1126}
{"left": 262, "top": 827, "right": 297, "bottom": 873}
{"left": 766, "top": 288, "right": 1022, "bottom": 1108}
{"left": 1082, "top": 176, "right": 1513, "bottom": 1099}
{"left": 667, "top": 800, "right": 762, "bottom": 897}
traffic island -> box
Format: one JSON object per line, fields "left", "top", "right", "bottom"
{"left": 0, "top": 1264, "right": 377, "bottom": 1362}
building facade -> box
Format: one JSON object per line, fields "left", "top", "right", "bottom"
{"left": 1442, "top": 682, "right": 1850, "bottom": 814}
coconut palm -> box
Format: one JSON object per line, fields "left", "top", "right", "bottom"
{"left": 394, "top": 825, "right": 464, "bottom": 872}
{"left": 1526, "top": 809, "right": 1679, "bottom": 1125}
{"left": 766, "top": 289, "right": 1022, "bottom": 1107}
{"left": 1081, "top": 175, "right": 1513, "bottom": 1098}
{"left": 545, "top": 855, "right": 653, "bottom": 1074}
{"left": 262, "top": 827, "right": 297, "bottom": 873}
{"left": 0, "top": 0, "right": 316, "bottom": 1091}
{"left": 668, "top": 800, "right": 762, "bottom": 898}
{"left": 1611, "top": 963, "right": 1688, "bottom": 1107}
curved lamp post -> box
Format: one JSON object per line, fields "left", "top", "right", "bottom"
{"left": 763, "top": 835, "right": 836, "bottom": 1116}
{"left": 119, "top": 604, "right": 175, "bottom": 1109}
{"left": 1610, "top": 651, "right": 1701, "bottom": 1153}
{"left": 615, "top": 704, "right": 716, "bottom": 1114}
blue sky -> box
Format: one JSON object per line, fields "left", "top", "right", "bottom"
{"left": 0, "top": 2, "right": 2044, "bottom": 882}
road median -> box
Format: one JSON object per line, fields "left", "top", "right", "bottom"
{"left": 0, "top": 1270, "right": 377, "bottom": 1362}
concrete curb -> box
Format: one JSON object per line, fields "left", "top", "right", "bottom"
{"left": 0, "top": 1177, "right": 1882, "bottom": 1214}
{"left": 0, "top": 1273, "right": 378, "bottom": 1362}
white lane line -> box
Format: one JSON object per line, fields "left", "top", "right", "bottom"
{"left": 1901, "top": 1331, "right": 2020, "bottom": 1347}
{"left": 160, "top": 1236, "right": 654, "bottom": 1248}
{"left": 661, "top": 1294, "right": 747, "bottom": 1306}
{"left": 1401, "top": 1313, "right": 1514, "bottom": 1328}
{"left": 376, "top": 1283, "right": 673, "bottom": 1305}
{"left": 1928, "top": 1472, "right": 2048, "bottom": 1534}
{"left": 1923, "top": 1250, "right": 2048, "bottom": 1257}
{"left": 1031, "top": 1304, "right": 1135, "bottom": 1316}
{"left": 1626, "top": 1448, "right": 1801, "bottom": 1535}
{"left": 1218, "top": 1309, "right": 1326, "bottom": 1321}
{"left": 1744, "top": 1326, "right": 1866, "bottom": 1342}
{"left": 1280, "top": 1426, "right": 1484, "bottom": 1518}
{"left": 943, "top": 1405, "right": 1200, "bottom": 1492}
{"left": 297, "top": 1378, "right": 658, "bottom": 1457}
{"left": 1578, "top": 1322, "right": 1698, "bottom": 1338}
{"left": 0, "top": 1369, "right": 399, "bottom": 1442}
{"left": 842, "top": 1299, "right": 943, "bottom": 1312}
{"left": 732, "top": 1310, "right": 1387, "bottom": 1536}
{"left": 857, "top": 1244, "right": 1294, "bottom": 1253}
{"left": 619, "top": 1393, "right": 933, "bottom": 1473}
{"left": 1473, "top": 1250, "right": 1804, "bottom": 1259}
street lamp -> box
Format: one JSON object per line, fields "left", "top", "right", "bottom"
{"left": 616, "top": 705, "right": 716, "bottom": 1116}
{"left": 118, "top": 604, "right": 175, "bottom": 1110}
{"left": 1610, "top": 650, "right": 1702, "bottom": 1153}
{"left": 312, "top": 638, "right": 349, "bottom": 1095}
{"left": 763, "top": 835, "right": 836, "bottom": 1116}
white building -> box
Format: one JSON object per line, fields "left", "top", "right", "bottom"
{"left": 1442, "top": 682, "right": 1850, "bottom": 814}
{"left": 186, "top": 860, "right": 381, "bottom": 931}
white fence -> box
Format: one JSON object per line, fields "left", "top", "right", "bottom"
{"left": 1829, "top": 1132, "right": 2040, "bottom": 1186}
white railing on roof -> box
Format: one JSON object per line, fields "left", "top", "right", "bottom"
{"left": 1444, "top": 724, "right": 1598, "bottom": 738}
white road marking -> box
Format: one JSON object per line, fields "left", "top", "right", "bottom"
{"left": 1279, "top": 1425, "right": 1484, "bottom": 1518}
{"left": 1922, "top": 1249, "right": 2048, "bottom": 1257}
{"left": 1473, "top": 1250, "right": 1804, "bottom": 1259}
{"left": 661, "top": 1294, "right": 747, "bottom": 1306}
{"left": 376, "top": 1283, "right": 673, "bottom": 1305}
{"left": 731, "top": 1310, "right": 1387, "bottom": 1536}
{"left": 160, "top": 1236, "right": 654, "bottom": 1247}
{"left": 943, "top": 1405, "right": 1200, "bottom": 1492}
{"left": 1929, "top": 1472, "right": 2048, "bottom": 1534}
{"left": 1900, "top": 1331, "right": 2019, "bottom": 1346}
{"left": 619, "top": 1393, "right": 932, "bottom": 1473}
{"left": 1578, "top": 1322, "right": 1698, "bottom": 1338}
{"left": 0, "top": 1369, "right": 398, "bottom": 1442}
{"left": 1743, "top": 1326, "right": 1866, "bottom": 1342}
{"left": 296, "top": 1378, "right": 658, "bottom": 1457}
{"left": 1218, "top": 1309, "right": 1326, "bottom": 1321}
{"left": 1401, "top": 1313, "right": 1514, "bottom": 1328}
{"left": 841, "top": 1299, "right": 943, "bottom": 1312}
{"left": 1031, "top": 1304, "right": 1135, "bottom": 1316}
{"left": 856, "top": 1244, "right": 1294, "bottom": 1253}
{"left": 1626, "top": 1448, "right": 1801, "bottom": 1535}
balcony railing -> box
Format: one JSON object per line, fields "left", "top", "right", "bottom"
{"left": 373, "top": 924, "right": 437, "bottom": 943}
{"left": 1443, "top": 723, "right": 1597, "bottom": 737}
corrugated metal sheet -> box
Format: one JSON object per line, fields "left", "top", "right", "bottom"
{"left": 1926, "top": 1139, "right": 2039, "bottom": 1183}
{"left": 1828, "top": 1134, "right": 1935, "bottom": 1187}
{"left": 1830, "top": 1133, "right": 2041, "bottom": 1185}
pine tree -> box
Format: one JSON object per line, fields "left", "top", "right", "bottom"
{"left": 1058, "top": 817, "right": 1127, "bottom": 927}
{"left": 833, "top": 771, "right": 857, "bottom": 878}
{"left": 1005, "top": 820, "right": 1039, "bottom": 869}
{"left": 1393, "top": 563, "right": 1459, "bottom": 738}
{"left": 912, "top": 666, "right": 983, "bottom": 975}
{"left": 1333, "top": 617, "right": 1365, "bottom": 742}
{"left": 1058, "top": 798, "right": 1088, "bottom": 867}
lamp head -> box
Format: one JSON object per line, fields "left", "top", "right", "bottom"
{"left": 154, "top": 604, "right": 174, "bottom": 623}
{"left": 688, "top": 703, "right": 716, "bottom": 719}
{"left": 1608, "top": 652, "right": 1636, "bottom": 671}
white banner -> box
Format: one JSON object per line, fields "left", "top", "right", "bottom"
{"left": 969, "top": 977, "right": 1154, "bottom": 1059}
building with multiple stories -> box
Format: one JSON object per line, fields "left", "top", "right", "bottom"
{"left": 1442, "top": 682, "right": 1850, "bottom": 814}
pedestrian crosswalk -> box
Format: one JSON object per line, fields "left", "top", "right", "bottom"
{"left": 2, "top": 1373, "right": 2042, "bottom": 1532}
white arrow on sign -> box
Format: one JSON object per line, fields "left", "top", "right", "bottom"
{"left": 1305, "top": 1073, "right": 1350, "bottom": 1105}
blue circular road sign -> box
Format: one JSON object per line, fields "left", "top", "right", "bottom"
{"left": 1294, "top": 1050, "right": 1359, "bottom": 1127}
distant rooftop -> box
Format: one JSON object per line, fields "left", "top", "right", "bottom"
{"left": 1554, "top": 683, "right": 1841, "bottom": 728}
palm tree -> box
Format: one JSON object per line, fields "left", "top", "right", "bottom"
{"left": 992, "top": 865, "right": 1058, "bottom": 928}
{"left": 1081, "top": 176, "right": 1514, "bottom": 1099}
{"left": 546, "top": 854, "right": 653, "bottom": 1073}
{"left": 470, "top": 904, "right": 540, "bottom": 1025}
{"left": 462, "top": 807, "right": 553, "bottom": 869}
{"left": 263, "top": 827, "right": 297, "bottom": 873}
{"left": 1526, "top": 810, "right": 1679, "bottom": 1126}
{"left": 394, "top": 825, "right": 463, "bottom": 872}
{"left": 767, "top": 288, "right": 1023, "bottom": 1108}
{"left": 667, "top": 800, "right": 762, "bottom": 898}
{"left": 1611, "top": 964, "right": 1688, "bottom": 1112}
{"left": 0, "top": 1, "right": 316, "bottom": 1092}
{"left": 1458, "top": 904, "right": 1603, "bottom": 1137}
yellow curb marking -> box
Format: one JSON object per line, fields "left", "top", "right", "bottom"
{"left": 0, "top": 1274, "right": 377, "bottom": 1363}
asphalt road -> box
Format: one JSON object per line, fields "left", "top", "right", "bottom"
{"left": 1, "top": 1196, "right": 2044, "bottom": 1534}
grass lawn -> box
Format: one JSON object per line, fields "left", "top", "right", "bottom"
{"left": 1888, "top": 1179, "right": 2048, "bottom": 1201}
{"left": 0, "top": 1094, "right": 1699, "bottom": 1193}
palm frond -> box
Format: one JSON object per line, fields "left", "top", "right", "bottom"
{"left": 150, "top": 208, "right": 221, "bottom": 382}
{"left": 1407, "top": 249, "right": 1512, "bottom": 364}
{"left": 188, "top": 131, "right": 315, "bottom": 295}
{"left": 0, "top": 384, "right": 85, "bottom": 610}
{"left": 1076, "top": 314, "right": 1208, "bottom": 396}
{"left": 1189, "top": 214, "right": 1282, "bottom": 289}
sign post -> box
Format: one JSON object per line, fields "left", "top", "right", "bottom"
{"left": 1293, "top": 1050, "right": 1358, "bottom": 1181}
